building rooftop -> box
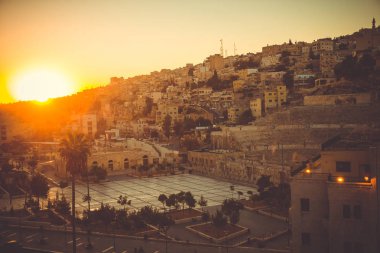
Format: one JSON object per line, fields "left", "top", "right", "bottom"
{"left": 322, "top": 131, "right": 380, "bottom": 151}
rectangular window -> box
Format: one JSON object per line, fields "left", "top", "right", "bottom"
{"left": 301, "top": 233, "right": 311, "bottom": 245}
{"left": 343, "top": 204, "right": 351, "bottom": 219}
{"left": 336, "top": 161, "right": 351, "bottom": 172}
{"left": 300, "top": 198, "right": 310, "bottom": 212}
{"left": 353, "top": 205, "right": 361, "bottom": 219}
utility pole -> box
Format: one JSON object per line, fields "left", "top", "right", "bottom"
{"left": 220, "top": 39, "right": 224, "bottom": 57}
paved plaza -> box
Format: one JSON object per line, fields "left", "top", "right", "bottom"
{"left": 49, "top": 174, "right": 258, "bottom": 213}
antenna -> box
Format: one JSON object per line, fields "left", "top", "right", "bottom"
{"left": 234, "top": 42, "right": 237, "bottom": 56}
{"left": 220, "top": 39, "right": 224, "bottom": 57}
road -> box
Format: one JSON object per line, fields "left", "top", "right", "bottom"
{"left": 0, "top": 226, "right": 288, "bottom": 253}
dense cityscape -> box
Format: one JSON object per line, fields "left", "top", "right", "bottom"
{"left": 1, "top": 1, "right": 380, "bottom": 253}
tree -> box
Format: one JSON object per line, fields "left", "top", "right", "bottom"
{"left": 176, "top": 191, "right": 186, "bottom": 212}
{"left": 59, "top": 181, "right": 68, "bottom": 197}
{"left": 96, "top": 203, "right": 116, "bottom": 231}
{"left": 54, "top": 195, "right": 71, "bottom": 216}
{"left": 221, "top": 199, "right": 243, "bottom": 224}
{"left": 237, "top": 191, "right": 243, "bottom": 200}
{"left": 166, "top": 194, "right": 177, "bottom": 211}
{"left": 59, "top": 132, "right": 91, "bottom": 253}
{"left": 173, "top": 120, "right": 184, "bottom": 137}
{"left": 257, "top": 175, "right": 271, "bottom": 193}
{"left": 158, "top": 194, "right": 168, "bottom": 211}
{"left": 212, "top": 210, "right": 227, "bottom": 228}
{"left": 230, "top": 185, "right": 235, "bottom": 198}
{"left": 184, "top": 191, "right": 196, "bottom": 209}
{"left": 90, "top": 165, "right": 107, "bottom": 181}
{"left": 143, "top": 97, "right": 153, "bottom": 116}
{"left": 283, "top": 71, "right": 294, "bottom": 89}
{"left": 238, "top": 109, "right": 253, "bottom": 125}
{"left": 117, "top": 195, "right": 131, "bottom": 211}
{"left": 30, "top": 173, "right": 49, "bottom": 207}
{"left": 28, "top": 159, "right": 38, "bottom": 174}
{"left": 163, "top": 115, "right": 172, "bottom": 138}
{"left": 198, "top": 195, "right": 208, "bottom": 211}
{"left": 181, "top": 134, "right": 200, "bottom": 151}
{"left": 1, "top": 162, "right": 13, "bottom": 173}
{"left": 183, "top": 118, "right": 196, "bottom": 131}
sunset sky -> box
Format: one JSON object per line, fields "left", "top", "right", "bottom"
{"left": 0, "top": 0, "right": 379, "bottom": 103}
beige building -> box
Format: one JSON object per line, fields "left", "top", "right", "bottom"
{"left": 320, "top": 51, "right": 344, "bottom": 77}
{"left": 232, "top": 79, "right": 246, "bottom": 92}
{"left": 260, "top": 54, "right": 281, "bottom": 67}
{"left": 205, "top": 54, "right": 224, "bottom": 71}
{"left": 156, "top": 102, "right": 182, "bottom": 125}
{"left": 250, "top": 98, "right": 262, "bottom": 118}
{"left": 68, "top": 113, "right": 97, "bottom": 138}
{"left": 290, "top": 134, "right": 380, "bottom": 253}
{"left": 312, "top": 38, "right": 334, "bottom": 54}
{"left": 264, "top": 85, "right": 287, "bottom": 110}
{"left": 227, "top": 106, "right": 243, "bottom": 123}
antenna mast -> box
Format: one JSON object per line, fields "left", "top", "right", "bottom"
{"left": 220, "top": 39, "right": 224, "bottom": 57}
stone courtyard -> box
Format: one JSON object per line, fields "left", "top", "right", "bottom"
{"left": 48, "top": 174, "right": 258, "bottom": 213}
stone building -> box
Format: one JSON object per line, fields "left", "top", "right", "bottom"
{"left": 290, "top": 133, "right": 380, "bottom": 253}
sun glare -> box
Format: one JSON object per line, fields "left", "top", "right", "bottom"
{"left": 10, "top": 69, "right": 75, "bottom": 102}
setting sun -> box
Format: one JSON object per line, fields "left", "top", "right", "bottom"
{"left": 9, "top": 69, "right": 75, "bottom": 102}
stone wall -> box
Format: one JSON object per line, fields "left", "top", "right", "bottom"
{"left": 304, "top": 93, "right": 372, "bottom": 106}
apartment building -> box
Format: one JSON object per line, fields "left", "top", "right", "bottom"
{"left": 250, "top": 98, "right": 263, "bottom": 118}
{"left": 156, "top": 102, "right": 182, "bottom": 125}
{"left": 312, "top": 38, "right": 334, "bottom": 54}
{"left": 290, "top": 134, "right": 380, "bottom": 253}
{"left": 264, "top": 85, "right": 287, "bottom": 110}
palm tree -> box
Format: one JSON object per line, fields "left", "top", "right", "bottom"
{"left": 59, "top": 132, "right": 90, "bottom": 253}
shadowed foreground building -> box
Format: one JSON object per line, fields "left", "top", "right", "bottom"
{"left": 290, "top": 133, "right": 380, "bottom": 253}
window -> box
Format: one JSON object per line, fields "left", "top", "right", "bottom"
{"left": 301, "top": 233, "right": 311, "bottom": 245}
{"left": 343, "top": 204, "right": 351, "bottom": 218}
{"left": 143, "top": 155, "right": 148, "bottom": 166}
{"left": 108, "top": 160, "right": 113, "bottom": 171}
{"left": 300, "top": 198, "right": 310, "bottom": 212}
{"left": 336, "top": 161, "right": 351, "bottom": 172}
{"left": 353, "top": 205, "right": 361, "bottom": 219}
{"left": 124, "top": 158, "right": 129, "bottom": 169}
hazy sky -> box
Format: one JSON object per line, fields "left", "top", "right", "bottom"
{"left": 0, "top": 0, "right": 379, "bottom": 103}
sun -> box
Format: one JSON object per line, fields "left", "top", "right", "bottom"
{"left": 10, "top": 69, "right": 76, "bottom": 102}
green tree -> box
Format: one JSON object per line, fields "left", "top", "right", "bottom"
{"left": 183, "top": 118, "right": 196, "bottom": 131}
{"left": 181, "top": 134, "right": 200, "bottom": 151}
{"left": 283, "top": 71, "right": 294, "bottom": 89}
{"left": 257, "top": 175, "right": 271, "bottom": 193}
{"left": 90, "top": 165, "right": 107, "bottom": 181}
{"left": 158, "top": 194, "right": 168, "bottom": 211}
{"left": 59, "top": 132, "right": 91, "bottom": 253}
{"left": 163, "top": 115, "right": 172, "bottom": 138}
{"left": 117, "top": 195, "right": 131, "bottom": 211}
{"left": 198, "top": 195, "right": 208, "bottom": 211}
{"left": 166, "top": 194, "right": 177, "bottom": 211}
{"left": 30, "top": 173, "right": 49, "bottom": 208}
{"left": 221, "top": 199, "right": 243, "bottom": 224}
{"left": 173, "top": 120, "right": 184, "bottom": 137}
{"left": 212, "top": 210, "right": 227, "bottom": 228}
{"left": 143, "top": 97, "right": 153, "bottom": 116}
{"left": 176, "top": 191, "right": 186, "bottom": 211}
{"left": 238, "top": 109, "right": 253, "bottom": 125}
{"left": 28, "top": 159, "right": 38, "bottom": 175}
{"left": 184, "top": 191, "right": 196, "bottom": 209}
